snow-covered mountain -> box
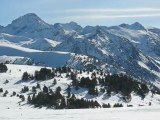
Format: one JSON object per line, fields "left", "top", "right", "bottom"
{"left": 0, "top": 25, "right": 4, "bottom": 30}
{"left": 2, "top": 13, "right": 54, "bottom": 39}
{"left": 0, "top": 13, "right": 160, "bottom": 81}
{"left": 54, "top": 26, "right": 160, "bottom": 81}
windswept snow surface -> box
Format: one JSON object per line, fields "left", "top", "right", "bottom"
{"left": 0, "top": 101, "right": 160, "bottom": 120}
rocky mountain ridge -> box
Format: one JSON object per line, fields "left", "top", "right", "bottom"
{"left": 0, "top": 13, "right": 160, "bottom": 81}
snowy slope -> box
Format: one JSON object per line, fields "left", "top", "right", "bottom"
{"left": 108, "top": 24, "right": 160, "bottom": 59}
{"left": 0, "top": 33, "right": 62, "bottom": 51}
{"left": 0, "top": 41, "right": 95, "bottom": 69}
{"left": 0, "top": 42, "right": 72, "bottom": 67}
{"left": 0, "top": 64, "right": 160, "bottom": 111}
{"left": 0, "top": 64, "right": 160, "bottom": 119}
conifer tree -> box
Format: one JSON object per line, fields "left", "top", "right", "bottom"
{"left": 22, "top": 72, "right": 29, "bottom": 80}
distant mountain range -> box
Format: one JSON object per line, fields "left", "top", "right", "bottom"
{"left": 0, "top": 13, "right": 160, "bottom": 81}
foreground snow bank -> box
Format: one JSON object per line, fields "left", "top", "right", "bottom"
{"left": 0, "top": 98, "right": 160, "bottom": 120}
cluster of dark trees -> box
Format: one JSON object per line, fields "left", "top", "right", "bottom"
{"left": 34, "top": 68, "right": 54, "bottom": 80}
{"left": 0, "top": 87, "right": 25, "bottom": 101}
{"left": 22, "top": 66, "right": 71, "bottom": 81}
{"left": 22, "top": 68, "right": 54, "bottom": 81}
{"left": 70, "top": 72, "right": 145, "bottom": 99}
{"left": 102, "top": 103, "right": 123, "bottom": 108}
{"left": 75, "top": 73, "right": 149, "bottom": 99}
{"left": 69, "top": 71, "right": 99, "bottom": 96}
{"left": 28, "top": 86, "right": 101, "bottom": 109}
{"left": 102, "top": 103, "right": 111, "bottom": 108}
{"left": 22, "top": 72, "right": 34, "bottom": 81}
{"left": 55, "top": 66, "right": 71, "bottom": 74}
{"left": 0, "top": 63, "right": 8, "bottom": 73}
{"left": 101, "top": 74, "right": 149, "bottom": 99}
{"left": 67, "top": 94, "right": 101, "bottom": 109}
{"left": 0, "top": 88, "right": 3, "bottom": 92}
{"left": 78, "top": 77, "right": 98, "bottom": 96}
{"left": 27, "top": 85, "right": 63, "bottom": 108}
{"left": 113, "top": 103, "right": 123, "bottom": 107}
{"left": 150, "top": 84, "right": 160, "bottom": 95}
{"left": 0, "top": 88, "right": 9, "bottom": 97}
{"left": 20, "top": 66, "right": 155, "bottom": 108}
{"left": 21, "top": 86, "right": 29, "bottom": 93}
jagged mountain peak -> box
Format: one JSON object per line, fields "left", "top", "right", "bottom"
{"left": 53, "top": 21, "right": 82, "bottom": 32}
{"left": 18, "top": 13, "right": 40, "bottom": 20}
{"left": 3, "top": 13, "right": 53, "bottom": 38}
{"left": 81, "top": 25, "right": 106, "bottom": 36}
{"left": 66, "top": 21, "right": 79, "bottom": 26}
{"left": 119, "top": 22, "right": 145, "bottom": 30}
{"left": 131, "top": 22, "right": 145, "bottom": 30}
{"left": 119, "top": 23, "right": 130, "bottom": 28}
{"left": 22, "top": 13, "right": 39, "bottom": 17}
{"left": 7, "top": 13, "right": 49, "bottom": 27}
{"left": 82, "top": 25, "right": 99, "bottom": 34}
{"left": 0, "top": 25, "right": 4, "bottom": 28}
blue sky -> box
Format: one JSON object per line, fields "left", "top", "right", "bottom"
{"left": 0, "top": 0, "right": 160, "bottom": 27}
